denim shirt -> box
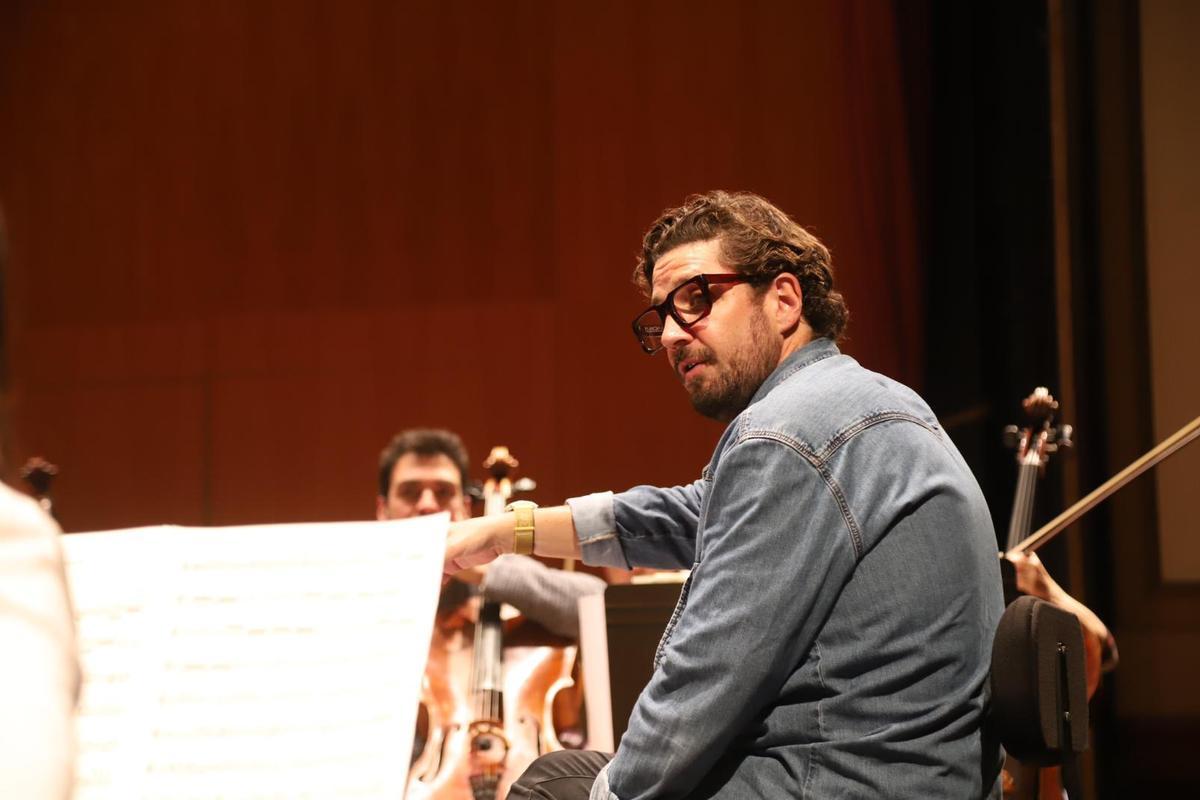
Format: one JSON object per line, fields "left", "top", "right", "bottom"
{"left": 568, "top": 338, "right": 1004, "bottom": 799}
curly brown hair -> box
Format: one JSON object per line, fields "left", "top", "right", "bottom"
{"left": 634, "top": 191, "right": 849, "bottom": 341}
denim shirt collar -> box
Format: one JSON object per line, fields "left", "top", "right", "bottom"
{"left": 747, "top": 337, "right": 841, "bottom": 408}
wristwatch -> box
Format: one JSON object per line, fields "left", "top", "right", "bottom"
{"left": 504, "top": 500, "right": 538, "bottom": 556}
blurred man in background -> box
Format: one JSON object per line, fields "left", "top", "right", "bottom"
{"left": 377, "top": 428, "right": 603, "bottom": 638}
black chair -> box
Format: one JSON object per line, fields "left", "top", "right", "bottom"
{"left": 990, "top": 595, "right": 1090, "bottom": 798}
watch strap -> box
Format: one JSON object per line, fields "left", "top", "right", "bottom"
{"left": 507, "top": 501, "right": 536, "bottom": 556}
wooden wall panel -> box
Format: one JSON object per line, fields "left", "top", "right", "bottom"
{"left": 0, "top": 1, "right": 923, "bottom": 532}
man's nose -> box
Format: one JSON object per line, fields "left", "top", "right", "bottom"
{"left": 660, "top": 313, "right": 693, "bottom": 353}
{"left": 415, "top": 488, "right": 441, "bottom": 514}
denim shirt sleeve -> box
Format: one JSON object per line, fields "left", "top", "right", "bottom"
{"left": 567, "top": 480, "right": 707, "bottom": 570}
{"left": 606, "top": 436, "right": 860, "bottom": 799}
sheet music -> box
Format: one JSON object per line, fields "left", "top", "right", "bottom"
{"left": 62, "top": 515, "right": 447, "bottom": 800}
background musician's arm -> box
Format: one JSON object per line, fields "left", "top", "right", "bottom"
{"left": 1005, "top": 549, "right": 1119, "bottom": 689}
{"left": 479, "top": 556, "right": 605, "bottom": 638}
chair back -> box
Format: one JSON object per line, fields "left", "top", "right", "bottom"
{"left": 990, "top": 595, "right": 1089, "bottom": 765}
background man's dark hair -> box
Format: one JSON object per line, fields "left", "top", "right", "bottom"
{"left": 635, "top": 190, "right": 850, "bottom": 341}
{"left": 377, "top": 428, "right": 470, "bottom": 498}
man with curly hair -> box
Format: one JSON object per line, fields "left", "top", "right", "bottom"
{"left": 446, "top": 191, "right": 1004, "bottom": 799}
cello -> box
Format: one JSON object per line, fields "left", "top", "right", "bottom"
{"left": 998, "top": 388, "right": 1091, "bottom": 800}
{"left": 995, "top": 405, "right": 1200, "bottom": 799}
{"left": 406, "top": 446, "right": 580, "bottom": 800}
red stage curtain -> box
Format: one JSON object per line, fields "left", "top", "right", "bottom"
{"left": 0, "top": 1, "right": 923, "bottom": 530}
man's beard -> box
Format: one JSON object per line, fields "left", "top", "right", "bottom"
{"left": 679, "top": 310, "right": 780, "bottom": 422}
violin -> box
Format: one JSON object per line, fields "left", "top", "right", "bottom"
{"left": 406, "top": 446, "right": 580, "bottom": 800}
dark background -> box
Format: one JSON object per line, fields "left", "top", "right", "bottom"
{"left": 1, "top": 1, "right": 1194, "bottom": 795}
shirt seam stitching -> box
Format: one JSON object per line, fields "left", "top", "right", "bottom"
{"left": 806, "top": 639, "right": 825, "bottom": 797}
{"left": 738, "top": 412, "right": 940, "bottom": 467}
{"left": 818, "top": 411, "right": 940, "bottom": 461}
{"left": 733, "top": 430, "right": 865, "bottom": 559}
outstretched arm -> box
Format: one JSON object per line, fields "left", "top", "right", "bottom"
{"left": 443, "top": 505, "right": 580, "bottom": 575}
{"left": 444, "top": 478, "right": 708, "bottom": 575}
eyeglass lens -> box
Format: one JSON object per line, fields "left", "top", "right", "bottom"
{"left": 634, "top": 279, "right": 711, "bottom": 352}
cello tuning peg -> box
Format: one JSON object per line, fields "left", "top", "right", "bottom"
{"left": 1003, "top": 425, "right": 1021, "bottom": 449}
{"left": 512, "top": 477, "right": 537, "bottom": 494}
{"left": 1056, "top": 424, "right": 1074, "bottom": 449}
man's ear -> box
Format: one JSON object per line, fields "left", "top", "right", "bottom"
{"left": 375, "top": 495, "right": 389, "bottom": 521}
{"left": 770, "top": 272, "right": 804, "bottom": 334}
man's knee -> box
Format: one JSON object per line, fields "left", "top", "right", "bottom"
{"left": 507, "top": 750, "right": 612, "bottom": 800}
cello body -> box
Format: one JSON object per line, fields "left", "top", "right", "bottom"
{"left": 405, "top": 447, "right": 580, "bottom": 800}
{"left": 407, "top": 603, "right": 579, "bottom": 800}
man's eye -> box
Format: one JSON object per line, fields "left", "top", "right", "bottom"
{"left": 675, "top": 285, "right": 706, "bottom": 313}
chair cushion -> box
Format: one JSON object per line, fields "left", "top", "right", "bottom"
{"left": 990, "top": 595, "right": 1089, "bottom": 764}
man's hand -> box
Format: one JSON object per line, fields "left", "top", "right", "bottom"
{"left": 452, "top": 564, "right": 489, "bottom": 586}
{"left": 444, "top": 514, "right": 512, "bottom": 577}
{"left": 1004, "top": 550, "right": 1064, "bottom": 604}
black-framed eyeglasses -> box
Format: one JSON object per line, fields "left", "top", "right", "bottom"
{"left": 631, "top": 273, "right": 758, "bottom": 354}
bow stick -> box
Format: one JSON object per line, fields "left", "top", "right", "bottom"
{"left": 1011, "top": 414, "right": 1200, "bottom": 554}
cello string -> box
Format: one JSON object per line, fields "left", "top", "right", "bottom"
{"left": 1007, "top": 457, "right": 1036, "bottom": 550}
{"left": 1019, "top": 462, "right": 1035, "bottom": 542}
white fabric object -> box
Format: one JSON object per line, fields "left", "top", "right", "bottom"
{"left": 0, "top": 482, "right": 79, "bottom": 799}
